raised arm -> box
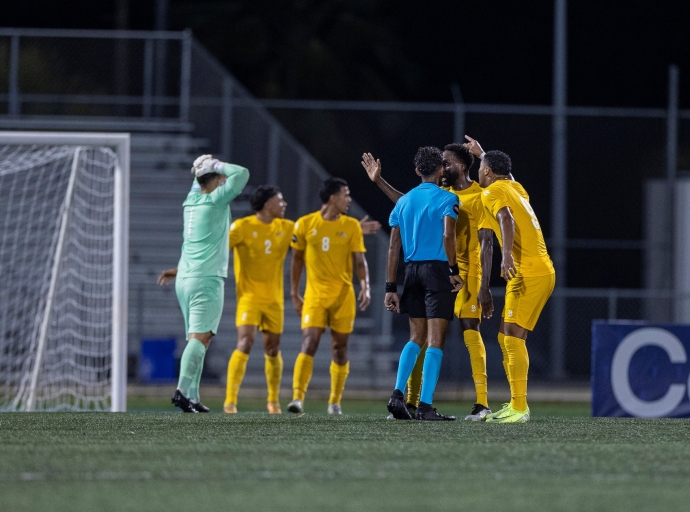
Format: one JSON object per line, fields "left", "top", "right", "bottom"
{"left": 211, "top": 163, "right": 250, "bottom": 204}
{"left": 290, "top": 248, "right": 305, "bottom": 315}
{"left": 477, "top": 228, "right": 494, "bottom": 318}
{"left": 353, "top": 252, "right": 371, "bottom": 311}
{"left": 361, "top": 153, "right": 404, "bottom": 204}
{"left": 496, "top": 207, "right": 517, "bottom": 281}
{"left": 384, "top": 227, "right": 402, "bottom": 313}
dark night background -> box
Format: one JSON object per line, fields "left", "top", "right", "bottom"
{"left": 4, "top": 0, "right": 689, "bottom": 289}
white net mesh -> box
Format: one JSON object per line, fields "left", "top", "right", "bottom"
{"left": 0, "top": 145, "right": 117, "bottom": 411}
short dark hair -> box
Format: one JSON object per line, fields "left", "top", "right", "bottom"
{"left": 250, "top": 185, "right": 280, "bottom": 212}
{"left": 484, "top": 150, "right": 512, "bottom": 176}
{"left": 443, "top": 143, "right": 474, "bottom": 171}
{"left": 413, "top": 146, "right": 443, "bottom": 176}
{"left": 319, "top": 177, "right": 348, "bottom": 204}
{"left": 197, "top": 172, "right": 221, "bottom": 187}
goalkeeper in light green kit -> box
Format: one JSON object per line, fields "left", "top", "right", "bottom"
{"left": 171, "top": 154, "right": 249, "bottom": 413}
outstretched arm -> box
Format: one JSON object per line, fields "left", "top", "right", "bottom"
{"left": 496, "top": 207, "right": 517, "bottom": 281}
{"left": 353, "top": 252, "right": 371, "bottom": 311}
{"left": 385, "top": 227, "right": 402, "bottom": 313}
{"left": 361, "top": 153, "right": 404, "bottom": 204}
{"left": 477, "top": 228, "right": 494, "bottom": 318}
{"left": 290, "top": 248, "right": 305, "bottom": 315}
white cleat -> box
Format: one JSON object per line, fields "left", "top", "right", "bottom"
{"left": 327, "top": 403, "right": 342, "bottom": 415}
{"left": 464, "top": 403, "right": 492, "bottom": 421}
{"left": 287, "top": 399, "right": 303, "bottom": 414}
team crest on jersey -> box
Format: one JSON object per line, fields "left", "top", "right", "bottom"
{"left": 336, "top": 232, "right": 347, "bottom": 238}
{"left": 311, "top": 229, "right": 317, "bottom": 235}
{"left": 484, "top": 190, "right": 491, "bottom": 195}
{"left": 277, "top": 232, "right": 284, "bottom": 237}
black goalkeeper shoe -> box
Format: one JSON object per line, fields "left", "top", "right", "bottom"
{"left": 405, "top": 402, "right": 418, "bottom": 416}
{"left": 172, "top": 389, "right": 198, "bottom": 413}
{"left": 415, "top": 403, "right": 456, "bottom": 421}
{"left": 387, "top": 390, "right": 413, "bottom": 420}
{"left": 190, "top": 400, "right": 210, "bottom": 413}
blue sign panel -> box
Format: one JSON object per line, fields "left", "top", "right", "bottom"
{"left": 139, "top": 338, "right": 177, "bottom": 383}
{"left": 592, "top": 322, "right": 690, "bottom": 417}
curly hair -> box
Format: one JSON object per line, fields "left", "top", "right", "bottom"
{"left": 319, "top": 177, "right": 348, "bottom": 204}
{"left": 413, "top": 146, "right": 443, "bottom": 176}
{"left": 443, "top": 143, "right": 474, "bottom": 171}
{"left": 483, "top": 150, "right": 512, "bottom": 175}
{"left": 250, "top": 185, "right": 280, "bottom": 212}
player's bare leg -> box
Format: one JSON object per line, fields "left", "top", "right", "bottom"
{"left": 173, "top": 331, "right": 213, "bottom": 413}
{"left": 328, "top": 330, "right": 350, "bottom": 415}
{"left": 288, "top": 327, "right": 325, "bottom": 413}
{"left": 224, "top": 325, "right": 257, "bottom": 413}
{"left": 262, "top": 331, "right": 283, "bottom": 414}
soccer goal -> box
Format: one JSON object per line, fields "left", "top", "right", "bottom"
{"left": 0, "top": 132, "right": 129, "bottom": 412}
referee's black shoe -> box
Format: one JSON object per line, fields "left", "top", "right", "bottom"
{"left": 190, "top": 400, "right": 210, "bottom": 413}
{"left": 172, "top": 389, "right": 198, "bottom": 413}
{"left": 415, "top": 402, "right": 456, "bottom": 421}
{"left": 387, "top": 390, "right": 413, "bottom": 420}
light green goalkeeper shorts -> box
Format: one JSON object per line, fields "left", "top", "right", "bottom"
{"left": 175, "top": 276, "right": 225, "bottom": 337}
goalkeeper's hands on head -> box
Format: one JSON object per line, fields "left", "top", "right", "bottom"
{"left": 191, "top": 154, "right": 224, "bottom": 176}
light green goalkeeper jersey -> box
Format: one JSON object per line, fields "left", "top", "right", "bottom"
{"left": 177, "top": 163, "right": 250, "bottom": 278}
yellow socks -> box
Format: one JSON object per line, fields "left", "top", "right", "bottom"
{"left": 265, "top": 352, "right": 283, "bottom": 403}
{"left": 225, "top": 350, "right": 249, "bottom": 407}
{"left": 497, "top": 332, "right": 511, "bottom": 382}
{"left": 292, "top": 353, "right": 314, "bottom": 401}
{"left": 406, "top": 344, "right": 426, "bottom": 406}
{"left": 504, "top": 335, "right": 529, "bottom": 411}
{"left": 328, "top": 361, "right": 350, "bottom": 405}
{"left": 463, "top": 330, "right": 488, "bottom": 408}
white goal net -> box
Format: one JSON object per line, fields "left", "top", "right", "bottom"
{"left": 0, "top": 133, "right": 129, "bottom": 411}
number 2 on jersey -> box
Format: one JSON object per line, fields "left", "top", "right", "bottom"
{"left": 264, "top": 239, "right": 272, "bottom": 254}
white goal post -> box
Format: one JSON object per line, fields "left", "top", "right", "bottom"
{"left": 0, "top": 132, "right": 129, "bottom": 412}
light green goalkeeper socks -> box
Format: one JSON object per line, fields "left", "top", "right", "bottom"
{"left": 177, "top": 338, "right": 206, "bottom": 400}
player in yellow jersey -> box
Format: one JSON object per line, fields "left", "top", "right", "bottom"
{"left": 287, "top": 177, "right": 371, "bottom": 415}
{"left": 464, "top": 135, "right": 556, "bottom": 423}
{"left": 224, "top": 185, "right": 294, "bottom": 414}
{"left": 361, "top": 145, "right": 495, "bottom": 421}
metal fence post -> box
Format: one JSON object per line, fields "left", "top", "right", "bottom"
{"left": 667, "top": 65, "right": 679, "bottom": 320}
{"left": 451, "top": 83, "right": 465, "bottom": 143}
{"left": 179, "top": 29, "right": 192, "bottom": 122}
{"left": 608, "top": 289, "right": 618, "bottom": 320}
{"left": 297, "top": 156, "right": 310, "bottom": 216}
{"left": 221, "top": 76, "right": 234, "bottom": 161}
{"left": 142, "top": 38, "right": 154, "bottom": 117}
{"left": 8, "top": 34, "right": 20, "bottom": 117}
{"left": 550, "top": 0, "right": 568, "bottom": 380}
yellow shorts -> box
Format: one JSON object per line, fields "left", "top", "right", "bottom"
{"left": 235, "top": 298, "right": 284, "bottom": 333}
{"left": 455, "top": 274, "right": 482, "bottom": 319}
{"left": 502, "top": 273, "right": 556, "bottom": 331}
{"left": 301, "top": 290, "right": 356, "bottom": 334}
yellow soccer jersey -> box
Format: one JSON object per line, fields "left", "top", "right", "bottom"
{"left": 481, "top": 180, "right": 555, "bottom": 277}
{"left": 229, "top": 216, "right": 295, "bottom": 304}
{"left": 444, "top": 182, "right": 485, "bottom": 277}
{"left": 291, "top": 211, "right": 366, "bottom": 301}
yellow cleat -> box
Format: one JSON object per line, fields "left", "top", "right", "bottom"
{"left": 223, "top": 403, "right": 237, "bottom": 414}
{"left": 267, "top": 401, "right": 282, "bottom": 414}
{"left": 485, "top": 406, "right": 530, "bottom": 423}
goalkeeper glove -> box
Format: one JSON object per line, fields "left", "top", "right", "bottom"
{"left": 191, "top": 154, "right": 224, "bottom": 176}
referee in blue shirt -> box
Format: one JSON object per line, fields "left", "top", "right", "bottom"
{"left": 385, "top": 146, "right": 463, "bottom": 420}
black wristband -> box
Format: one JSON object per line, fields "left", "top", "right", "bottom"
{"left": 449, "top": 264, "right": 459, "bottom": 276}
{"left": 385, "top": 282, "right": 398, "bottom": 293}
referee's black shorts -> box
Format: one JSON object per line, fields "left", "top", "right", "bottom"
{"left": 399, "top": 260, "right": 457, "bottom": 321}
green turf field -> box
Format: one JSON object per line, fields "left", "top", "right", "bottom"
{"left": 1, "top": 400, "right": 689, "bottom": 512}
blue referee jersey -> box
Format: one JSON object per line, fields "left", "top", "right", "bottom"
{"left": 389, "top": 183, "right": 459, "bottom": 262}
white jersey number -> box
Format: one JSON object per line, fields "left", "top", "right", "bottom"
{"left": 519, "top": 197, "right": 541, "bottom": 230}
{"left": 264, "top": 239, "right": 272, "bottom": 254}
{"left": 321, "top": 237, "right": 330, "bottom": 251}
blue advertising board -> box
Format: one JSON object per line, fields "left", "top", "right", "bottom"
{"left": 592, "top": 321, "right": 690, "bottom": 417}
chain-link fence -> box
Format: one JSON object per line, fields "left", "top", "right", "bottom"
{"left": 1, "top": 28, "right": 689, "bottom": 386}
